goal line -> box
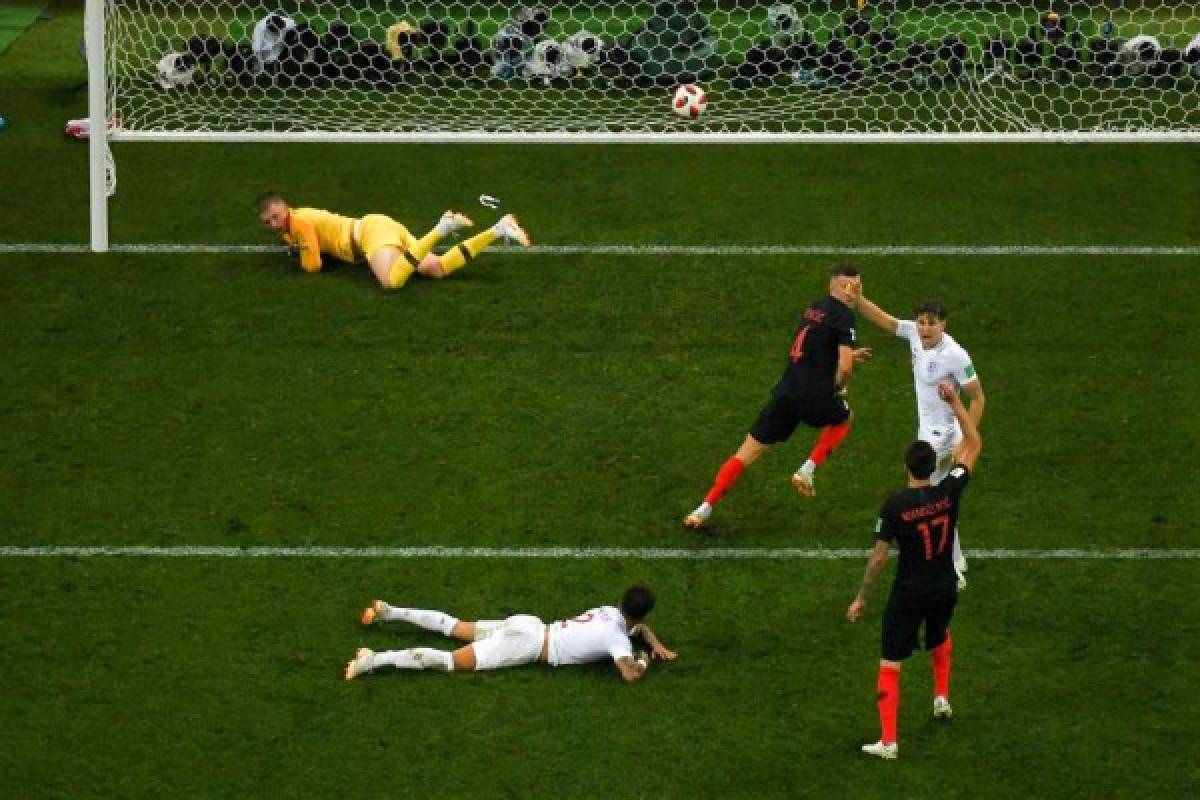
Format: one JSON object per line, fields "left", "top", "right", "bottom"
{"left": 2, "top": 546, "right": 1197, "bottom": 560}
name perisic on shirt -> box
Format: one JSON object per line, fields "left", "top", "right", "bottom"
{"left": 900, "top": 494, "right": 953, "bottom": 523}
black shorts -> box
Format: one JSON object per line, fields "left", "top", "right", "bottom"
{"left": 881, "top": 584, "right": 958, "bottom": 662}
{"left": 749, "top": 392, "right": 850, "bottom": 445}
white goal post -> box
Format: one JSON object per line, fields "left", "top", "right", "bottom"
{"left": 86, "top": 0, "right": 1200, "bottom": 249}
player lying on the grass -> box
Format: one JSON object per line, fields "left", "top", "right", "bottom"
{"left": 684, "top": 264, "right": 871, "bottom": 529}
{"left": 344, "top": 584, "right": 676, "bottom": 682}
{"left": 256, "top": 192, "right": 531, "bottom": 291}
{"left": 853, "top": 295, "right": 985, "bottom": 589}
{"left": 846, "top": 381, "right": 982, "bottom": 760}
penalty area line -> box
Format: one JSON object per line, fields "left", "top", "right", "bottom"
{"left": 1, "top": 546, "right": 1198, "bottom": 559}
{"left": 1, "top": 243, "right": 1199, "bottom": 256}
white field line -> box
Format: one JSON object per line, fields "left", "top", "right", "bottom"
{"left": 1, "top": 243, "right": 1199, "bottom": 256}
{"left": 1, "top": 546, "right": 1197, "bottom": 559}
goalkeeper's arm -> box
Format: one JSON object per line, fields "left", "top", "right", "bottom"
{"left": 287, "top": 219, "right": 323, "bottom": 272}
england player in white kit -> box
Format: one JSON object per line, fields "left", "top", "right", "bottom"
{"left": 344, "top": 585, "right": 676, "bottom": 682}
{"left": 854, "top": 298, "right": 986, "bottom": 589}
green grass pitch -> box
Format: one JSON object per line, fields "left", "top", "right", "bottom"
{"left": 2, "top": 3, "right": 1199, "bottom": 798}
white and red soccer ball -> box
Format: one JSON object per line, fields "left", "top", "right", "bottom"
{"left": 672, "top": 84, "right": 707, "bottom": 119}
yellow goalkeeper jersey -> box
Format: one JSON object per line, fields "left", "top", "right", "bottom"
{"left": 283, "top": 207, "right": 361, "bottom": 271}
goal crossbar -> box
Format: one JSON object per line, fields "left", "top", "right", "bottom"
{"left": 86, "top": 0, "right": 1200, "bottom": 250}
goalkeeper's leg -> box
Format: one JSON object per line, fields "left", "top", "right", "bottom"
{"left": 374, "top": 211, "right": 472, "bottom": 289}
{"left": 418, "top": 213, "right": 532, "bottom": 279}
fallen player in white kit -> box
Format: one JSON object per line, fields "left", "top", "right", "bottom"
{"left": 344, "top": 585, "right": 676, "bottom": 682}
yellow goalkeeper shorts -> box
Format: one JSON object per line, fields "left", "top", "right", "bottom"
{"left": 356, "top": 214, "right": 416, "bottom": 263}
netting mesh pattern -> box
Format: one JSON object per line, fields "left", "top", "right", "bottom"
{"left": 108, "top": 1, "right": 1200, "bottom": 134}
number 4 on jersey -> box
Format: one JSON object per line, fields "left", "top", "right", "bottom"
{"left": 790, "top": 326, "right": 811, "bottom": 362}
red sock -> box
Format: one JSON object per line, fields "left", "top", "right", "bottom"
{"left": 876, "top": 665, "right": 901, "bottom": 745}
{"left": 931, "top": 634, "right": 953, "bottom": 698}
{"left": 808, "top": 420, "right": 851, "bottom": 466}
{"left": 703, "top": 457, "right": 745, "bottom": 506}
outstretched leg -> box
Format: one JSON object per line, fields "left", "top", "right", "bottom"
{"left": 684, "top": 434, "right": 770, "bottom": 528}
{"left": 361, "top": 600, "right": 505, "bottom": 642}
{"left": 344, "top": 646, "right": 456, "bottom": 680}
{"left": 361, "top": 601, "right": 461, "bottom": 636}
{"left": 371, "top": 211, "right": 474, "bottom": 289}
{"left": 861, "top": 660, "right": 901, "bottom": 758}
{"left": 931, "top": 634, "right": 953, "bottom": 718}
{"left": 418, "top": 213, "right": 532, "bottom": 280}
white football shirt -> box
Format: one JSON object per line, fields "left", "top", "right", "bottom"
{"left": 547, "top": 606, "right": 634, "bottom": 667}
{"left": 896, "top": 320, "right": 978, "bottom": 432}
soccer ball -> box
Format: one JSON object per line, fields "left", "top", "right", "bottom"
{"left": 527, "top": 39, "right": 569, "bottom": 80}
{"left": 1118, "top": 34, "right": 1160, "bottom": 76}
{"left": 564, "top": 30, "right": 604, "bottom": 69}
{"left": 768, "top": 3, "right": 802, "bottom": 42}
{"left": 672, "top": 84, "right": 707, "bottom": 119}
{"left": 155, "top": 51, "right": 195, "bottom": 89}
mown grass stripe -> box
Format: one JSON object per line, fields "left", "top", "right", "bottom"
{"left": 2, "top": 243, "right": 1199, "bottom": 256}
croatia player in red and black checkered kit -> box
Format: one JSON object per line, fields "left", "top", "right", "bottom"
{"left": 684, "top": 264, "right": 871, "bottom": 529}
{"left": 846, "top": 381, "right": 982, "bottom": 760}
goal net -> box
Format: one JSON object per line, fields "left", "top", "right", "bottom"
{"left": 99, "top": 0, "right": 1200, "bottom": 139}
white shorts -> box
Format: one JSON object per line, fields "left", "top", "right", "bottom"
{"left": 919, "top": 423, "right": 962, "bottom": 482}
{"left": 472, "top": 615, "right": 546, "bottom": 671}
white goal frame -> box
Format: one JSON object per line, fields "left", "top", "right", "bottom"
{"left": 84, "top": 0, "right": 1200, "bottom": 252}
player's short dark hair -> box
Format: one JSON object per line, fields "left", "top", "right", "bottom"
{"left": 256, "top": 191, "right": 285, "bottom": 214}
{"left": 620, "top": 585, "right": 656, "bottom": 621}
{"left": 831, "top": 263, "right": 860, "bottom": 278}
{"left": 906, "top": 440, "right": 937, "bottom": 480}
{"left": 915, "top": 300, "right": 948, "bottom": 320}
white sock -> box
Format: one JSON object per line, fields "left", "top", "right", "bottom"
{"left": 473, "top": 619, "right": 504, "bottom": 641}
{"left": 379, "top": 606, "right": 460, "bottom": 637}
{"left": 434, "top": 218, "right": 454, "bottom": 236}
{"left": 373, "top": 647, "right": 454, "bottom": 672}
{"left": 697, "top": 501, "right": 712, "bottom": 515}
{"left": 799, "top": 460, "right": 816, "bottom": 478}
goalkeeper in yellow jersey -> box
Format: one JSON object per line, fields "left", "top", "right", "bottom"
{"left": 256, "top": 192, "right": 531, "bottom": 290}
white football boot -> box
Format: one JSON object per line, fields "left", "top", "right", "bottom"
{"left": 684, "top": 502, "right": 712, "bottom": 529}
{"left": 494, "top": 213, "right": 531, "bottom": 247}
{"left": 933, "top": 696, "right": 953, "bottom": 720}
{"left": 861, "top": 740, "right": 898, "bottom": 760}
{"left": 791, "top": 470, "right": 816, "bottom": 497}
{"left": 344, "top": 648, "right": 375, "bottom": 681}
{"left": 360, "top": 600, "right": 389, "bottom": 625}
{"left": 439, "top": 210, "right": 474, "bottom": 235}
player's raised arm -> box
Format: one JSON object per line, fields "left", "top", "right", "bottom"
{"left": 855, "top": 295, "right": 901, "bottom": 335}
{"left": 939, "top": 382, "right": 981, "bottom": 470}
{"left": 961, "top": 375, "right": 986, "bottom": 430}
